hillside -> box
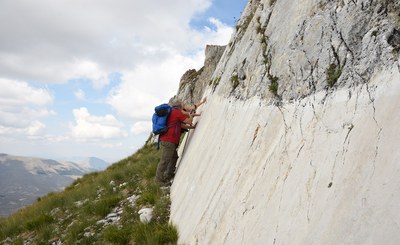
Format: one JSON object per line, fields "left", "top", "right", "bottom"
{"left": 0, "top": 145, "right": 177, "bottom": 244}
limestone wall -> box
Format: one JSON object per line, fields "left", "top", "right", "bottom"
{"left": 170, "top": 0, "right": 400, "bottom": 244}
{"left": 171, "top": 68, "right": 400, "bottom": 244}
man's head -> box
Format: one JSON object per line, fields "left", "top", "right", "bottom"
{"left": 169, "top": 97, "right": 183, "bottom": 109}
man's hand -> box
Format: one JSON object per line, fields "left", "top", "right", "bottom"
{"left": 181, "top": 122, "right": 197, "bottom": 130}
{"left": 190, "top": 113, "right": 201, "bottom": 117}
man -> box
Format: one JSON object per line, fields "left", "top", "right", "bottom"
{"left": 155, "top": 97, "right": 196, "bottom": 186}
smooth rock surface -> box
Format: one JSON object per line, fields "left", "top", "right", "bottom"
{"left": 171, "top": 67, "right": 400, "bottom": 244}
{"left": 170, "top": 0, "right": 400, "bottom": 244}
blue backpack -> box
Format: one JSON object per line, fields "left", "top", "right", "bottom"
{"left": 152, "top": 103, "right": 181, "bottom": 149}
{"left": 152, "top": 103, "right": 172, "bottom": 135}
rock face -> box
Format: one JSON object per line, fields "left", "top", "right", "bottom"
{"left": 211, "top": 0, "right": 400, "bottom": 101}
{"left": 178, "top": 45, "right": 225, "bottom": 105}
{"left": 170, "top": 0, "right": 400, "bottom": 244}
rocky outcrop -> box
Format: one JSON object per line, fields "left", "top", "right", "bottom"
{"left": 208, "top": 0, "right": 400, "bottom": 101}
{"left": 178, "top": 45, "right": 225, "bottom": 104}
{"left": 170, "top": 0, "right": 400, "bottom": 244}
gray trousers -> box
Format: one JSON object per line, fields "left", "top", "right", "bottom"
{"left": 155, "top": 141, "right": 178, "bottom": 185}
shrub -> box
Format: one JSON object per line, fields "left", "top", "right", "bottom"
{"left": 243, "top": 12, "right": 255, "bottom": 33}
{"left": 210, "top": 76, "right": 221, "bottom": 92}
{"left": 230, "top": 74, "right": 240, "bottom": 90}
{"left": 256, "top": 25, "right": 263, "bottom": 34}
{"left": 256, "top": 16, "right": 266, "bottom": 36}
{"left": 236, "top": 11, "right": 255, "bottom": 34}
{"left": 326, "top": 63, "right": 342, "bottom": 88}
{"left": 268, "top": 74, "right": 279, "bottom": 96}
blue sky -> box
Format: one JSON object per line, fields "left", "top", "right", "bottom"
{"left": 0, "top": 0, "right": 248, "bottom": 163}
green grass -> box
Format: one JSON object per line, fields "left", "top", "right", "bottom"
{"left": 25, "top": 213, "right": 54, "bottom": 231}
{"left": 83, "top": 194, "right": 121, "bottom": 217}
{"left": 0, "top": 143, "right": 178, "bottom": 244}
{"left": 132, "top": 223, "right": 178, "bottom": 245}
{"left": 102, "top": 225, "right": 132, "bottom": 244}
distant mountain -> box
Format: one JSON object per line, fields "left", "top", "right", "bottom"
{"left": 60, "top": 156, "right": 110, "bottom": 171}
{"left": 0, "top": 154, "right": 92, "bottom": 217}
{"left": 80, "top": 157, "right": 110, "bottom": 171}
{"left": 0, "top": 145, "right": 177, "bottom": 244}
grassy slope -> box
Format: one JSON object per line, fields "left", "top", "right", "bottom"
{"left": 0, "top": 143, "right": 177, "bottom": 244}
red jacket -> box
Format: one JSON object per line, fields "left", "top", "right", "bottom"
{"left": 159, "top": 109, "right": 187, "bottom": 144}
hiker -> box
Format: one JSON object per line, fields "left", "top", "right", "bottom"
{"left": 169, "top": 96, "right": 207, "bottom": 116}
{"left": 155, "top": 97, "right": 196, "bottom": 186}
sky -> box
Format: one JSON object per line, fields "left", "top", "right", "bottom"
{"left": 0, "top": 0, "right": 248, "bottom": 163}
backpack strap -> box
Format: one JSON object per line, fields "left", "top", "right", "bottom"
{"left": 168, "top": 108, "right": 180, "bottom": 135}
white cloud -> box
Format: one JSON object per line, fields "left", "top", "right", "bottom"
{"left": 0, "top": 0, "right": 214, "bottom": 87}
{"left": 0, "top": 78, "right": 52, "bottom": 135}
{"left": 204, "top": 18, "right": 235, "bottom": 45}
{"left": 0, "top": 78, "right": 52, "bottom": 107}
{"left": 69, "top": 107, "right": 127, "bottom": 140}
{"left": 68, "top": 59, "right": 109, "bottom": 89}
{"left": 0, "top": 121, "right": 45, "bottom": 136}
{"left": 106, "top": 17, "right": 233, "bottom": 121}
{"left": 107, "top": 50, "right": 204, "bottom": 120}
{"left": 99, "top": 142, "right": 123, "bottom": 149}
{"left": 26, "top": 121, "right": 46, "bottom": 136}
{"left": 131, "top": 121, "right": 152, "bottom": 135}
{"left": 0, "top": 0, "right": 239, "bottom": 161}
{"left": 74, "top": 89, "right": 86, "bottom": 100}
{"left": 0, "top": 0, "right": 234, "bottom": 132}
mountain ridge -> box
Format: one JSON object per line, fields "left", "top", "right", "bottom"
{"left": 0, "top": 153, "right": 108, "bottom": 217}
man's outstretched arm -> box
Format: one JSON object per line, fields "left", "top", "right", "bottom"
{"left": 182, "top": 122, "right": 197, "bottom": 130}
